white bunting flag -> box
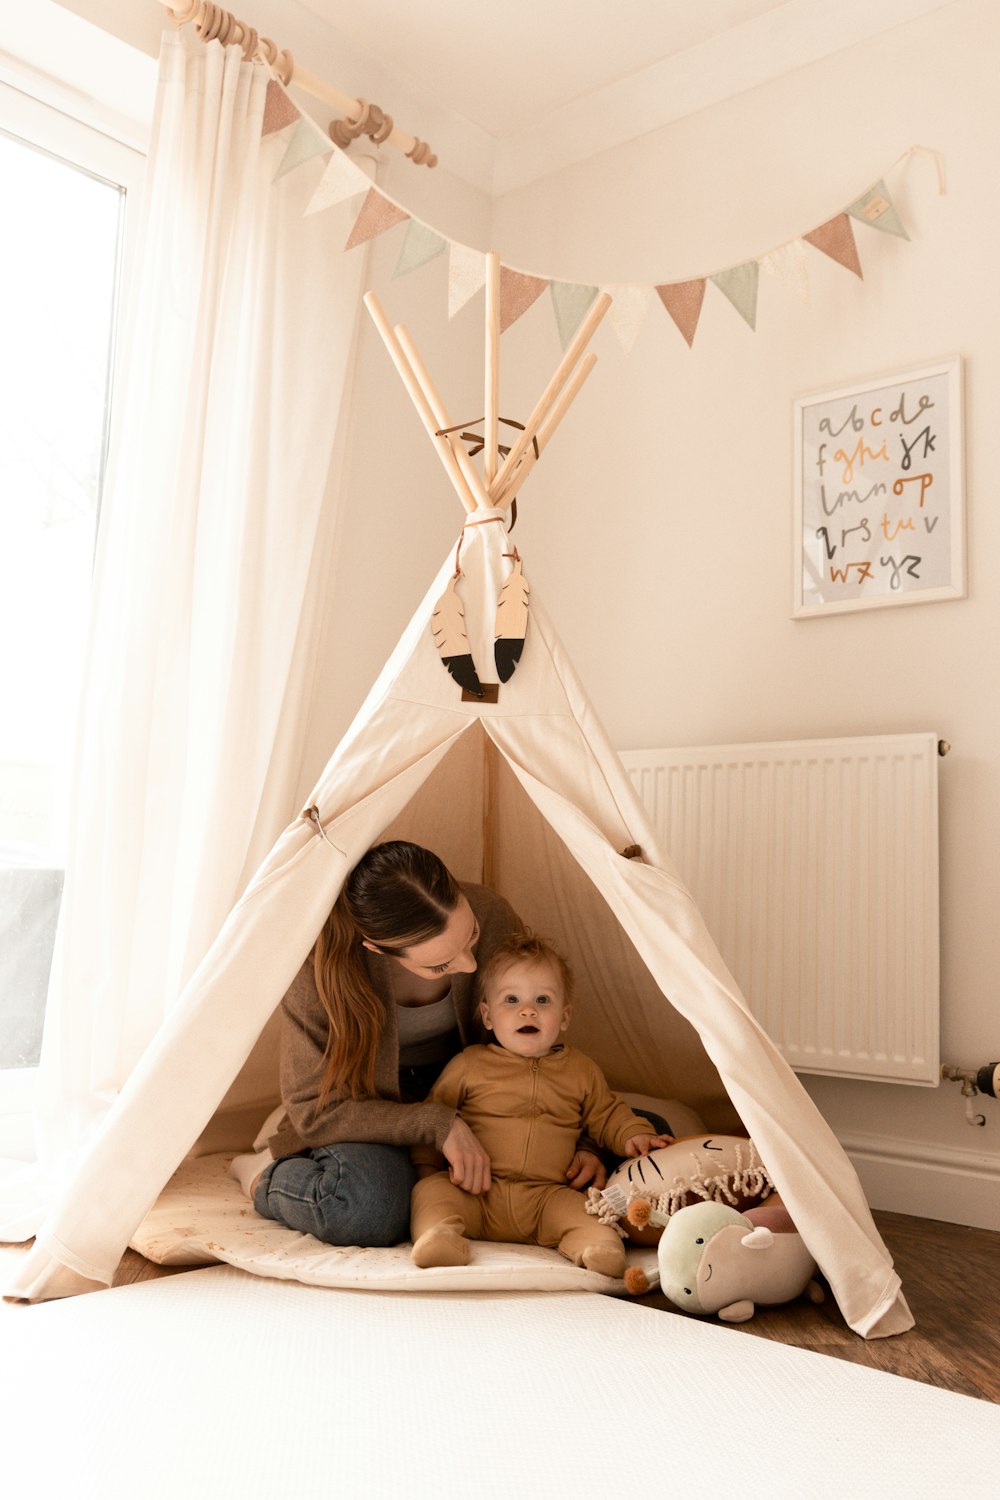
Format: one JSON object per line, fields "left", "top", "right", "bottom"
{"left": 448, "top": 242, "right": 489, "bottom": 319}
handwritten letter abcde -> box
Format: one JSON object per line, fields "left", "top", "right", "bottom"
{"left": 795, "top": 360, "right": 964, "bottom": 617}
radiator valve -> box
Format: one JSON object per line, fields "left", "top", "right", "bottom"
{"left": 941, "top": 1062, "right": 1000, "bottom": 1126}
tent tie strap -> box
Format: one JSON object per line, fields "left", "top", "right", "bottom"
{"left": 302, "top": 804, "right": 332, "bottom": 844}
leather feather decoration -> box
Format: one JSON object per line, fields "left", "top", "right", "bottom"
{"left": 493, "top": 557, "right": 530, "bottom": 682}
{"left": 430, "top": 576, "right": 485, "bottom": 698}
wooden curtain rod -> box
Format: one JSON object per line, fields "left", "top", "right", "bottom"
{"left": 159, "top": 0, "right": 437, "bottom": 167}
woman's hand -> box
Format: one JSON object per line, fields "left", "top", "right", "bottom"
{"left": 623, "top": 1132, "right": 674, "bottom": 1157}
{"left": 565, "top": 1148, "right": 607, "bottom": 1192}
{"left": 442, "top": 1117, "right": 491, "bottom": 1195}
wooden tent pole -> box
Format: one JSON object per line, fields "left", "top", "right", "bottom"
{"left": 483, "top": 252, "right": 501, "bottom": 488}
{"left": 494, "top": 352, "right": 598, "bottom": 506}
{"left": 491, "top": 291, "right": 611, "bottom": 499}
{"left": 395, "top": 326, "right": 493, "bottom": 513}
{"left": 536, "top": 352, "right": 599, "bottom": 450}
{"left": 364, "top": 292, "right": 476, "bottom": 514}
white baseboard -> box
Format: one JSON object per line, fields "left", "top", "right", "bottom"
{"left": 839, "top": 1130, "right": 1000, "bottom": 1231}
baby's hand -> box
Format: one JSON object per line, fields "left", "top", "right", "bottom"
{"left": 623, "top": 1133, "right": 674, "bottom": 1158}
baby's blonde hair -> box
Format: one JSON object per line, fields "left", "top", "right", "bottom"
{"left": 478, "top": 929, "right": 574, "bottom": 1002}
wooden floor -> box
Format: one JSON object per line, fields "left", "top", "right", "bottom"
{"left": 632, "top": 1210, "right": 1000, "bottom": 1404}
{"left": 11, "top": 1210, "right": 1000, "bottom": 1404}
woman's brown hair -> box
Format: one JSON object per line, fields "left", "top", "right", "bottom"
{"left": 313, "top": 842, "right": 462, "bottom": 1103}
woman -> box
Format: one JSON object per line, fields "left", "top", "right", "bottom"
{"left": 232, "top": 841, "right": 606, "bottom": 1246}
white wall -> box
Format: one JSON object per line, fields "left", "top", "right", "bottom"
{"left": 486, "top": 0, "right": 1000, "bottom": 1226}
{"left": 43, "top": 0, "right": 1000, "bottom": 1222}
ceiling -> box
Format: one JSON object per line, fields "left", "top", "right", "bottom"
{"left": 293, "top": 0, "right": 958, "bottom": 190}
{"left": 36, "top": 0, "right": 961, "bottom": 193}
{"left": 298, "top": 0, "right": 789, "bottom": 140}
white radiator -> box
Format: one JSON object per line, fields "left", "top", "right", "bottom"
{"left": 620, "top": 733, "right": 940, "bottom": 1085}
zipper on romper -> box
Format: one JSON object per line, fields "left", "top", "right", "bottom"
{"left": 519, "top": 1058, "right": 540, "bottom": 1178}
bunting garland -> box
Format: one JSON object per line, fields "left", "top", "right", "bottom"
{"left": 803, "top": 213, "right": 863, "bottom": 279}
{"left": 259, "top": 77, "right": 941, "bottom": 352}
{"left": 656, "top": 279, "right": 706, "bottom": 348}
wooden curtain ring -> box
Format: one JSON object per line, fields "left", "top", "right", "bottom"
{"left": 371, "top": 110, "right": 394, "bottom": 145}
{"left": 217, "top": 9, "right": 239, "bottom": 45}
{"left": 350, "top": 99, "right": 373, "bottom": 136}
{"left": 198, "top": 4, "right": 224, "bottom": 42}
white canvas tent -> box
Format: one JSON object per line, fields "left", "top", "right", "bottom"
{"left": 6, "top": 270, "right": 912, "bottom": 1337}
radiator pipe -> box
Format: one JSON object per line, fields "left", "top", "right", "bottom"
{"left": 940, "top": 1063, "right": 1000, "bottom": 1126}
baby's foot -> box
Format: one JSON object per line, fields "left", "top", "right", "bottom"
{"left": 411, "top": 1226, "right": 470, "bottom": 1268}
{"left": 581, "top": 1242, "right": 626, "bottom": 1279}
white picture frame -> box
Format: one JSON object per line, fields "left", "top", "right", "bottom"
{"left": 792, "top": 357, "right": 965, "bottom": 617}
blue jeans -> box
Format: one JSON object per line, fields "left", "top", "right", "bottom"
{"left": 254, "top": 1144, "right": 416, "bottom": 1247}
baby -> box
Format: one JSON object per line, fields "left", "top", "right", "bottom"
{"left": 410, "top": 931, "right": 672, "bottom": 1277}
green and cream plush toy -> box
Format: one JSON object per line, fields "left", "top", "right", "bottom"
{"left": 624, "top": 1197, "right": 824, "bottom": 1322}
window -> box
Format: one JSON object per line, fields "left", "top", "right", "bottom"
{"left": 0, "top": 80, "right": 144, "bottom": 1153}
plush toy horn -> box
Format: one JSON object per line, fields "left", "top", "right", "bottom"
{"left": 740, "top": 1225, "right": 775, "bottom": 1250}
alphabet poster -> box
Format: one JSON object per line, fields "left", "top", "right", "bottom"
{"left": 793, "top": 359, "right": 964, "bottom": 616}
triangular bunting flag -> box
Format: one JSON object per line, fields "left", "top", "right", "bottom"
{"left": 305, "top": 149, "right": 370, "bottom": 216}
{"left": 803, "top": 214, "right": 864, "bottom": 278}
{"left": 608, "top": 285, "right": 653, "bottom": 354}
{"left": 345, "top": 189, "right": 410, "bottom": 250}
{"left": 448, "top": 243, "right": 488, "bottom": 319}
{"left": 759, "top": 241, "right": 811, "bottom": 305}
{"left": 711, "top": 262, "right": 760, "bottom": 331}
{"left": 262, "top": 78, "right": 300, "bottom": 136}
{"left": 549, "top": 282, "right": 599, "bottom": 350}
{"left": 655, "top": 279, "right": 706, "bottom": 347}
{"left": 499, "top": 267, "right": 549, "bottom": 333}
{"left": 274, "top": 116, "right": 333, "bottom": 181}
{"left": 847, "top": 180, "right": 909, "bottom": 240}
{"left": 393, "top": 220, "right": 448, "bottom": 279}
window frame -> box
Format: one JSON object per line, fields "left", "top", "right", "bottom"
{"left": 0, "top": 76, "right": 147, "bottom": 1158}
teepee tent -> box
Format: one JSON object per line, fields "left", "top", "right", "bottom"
{"left": 7, "top": 262, "right": 911, "bottom": 1338}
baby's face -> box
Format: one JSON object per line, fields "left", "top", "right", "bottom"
{"left": 480, "top": 956, "right": 570, "bottom": 1058}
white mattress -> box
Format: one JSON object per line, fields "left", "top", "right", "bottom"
{"left": 131, "top": 1150, "right": 660, "bottom": 1293}
{"left": 2, "top": 1263, "right": 995, "bottom": 1499}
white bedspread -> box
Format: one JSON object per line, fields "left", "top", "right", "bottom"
{"left": 3, "top": 1264, "right": 995, "bottom": 1498}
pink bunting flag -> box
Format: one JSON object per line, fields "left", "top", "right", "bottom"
{"left": 655, "top": 279, "right": 706, "bottom": 348}
{"left": 803, "top": 214, "right": 863, "bottom": 279}
{"left": 499, "top": 267, "right": 548, "bottom": 333}
{"left": 345, "top": 189, "right": 410, "bottom": 251}
{"left": 262, "top": 79, "right": 300, "bottom": 136}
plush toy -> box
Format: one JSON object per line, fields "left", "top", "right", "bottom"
{"left": 588, "top": 1134, "right": 774, "bottom": 1247}
{"left": 623, "top": 1197, "right": 824, "bottom": 1321}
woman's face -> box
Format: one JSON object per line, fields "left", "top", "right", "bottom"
{"left": 371, "top": 896, "right": 481, "bottom": 979}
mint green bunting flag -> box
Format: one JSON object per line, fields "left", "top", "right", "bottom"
{"left": 274, "top": 116, "right": 333, "bottom": 182}
{"left": 550, "top": 281, "right": 599, "bottom": 350}
{"left": 393, "top": 220, "right": 448, "bottom": 279}
{"left": 711, "top": 261, "right": 760, "bottom": 331}
{"left": 847, "top": 180, "right": 910, "bottom": 240}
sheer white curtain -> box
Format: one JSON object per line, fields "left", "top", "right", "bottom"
{"left": 0, "top": 29, "right": 367, "bottom": 1236}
